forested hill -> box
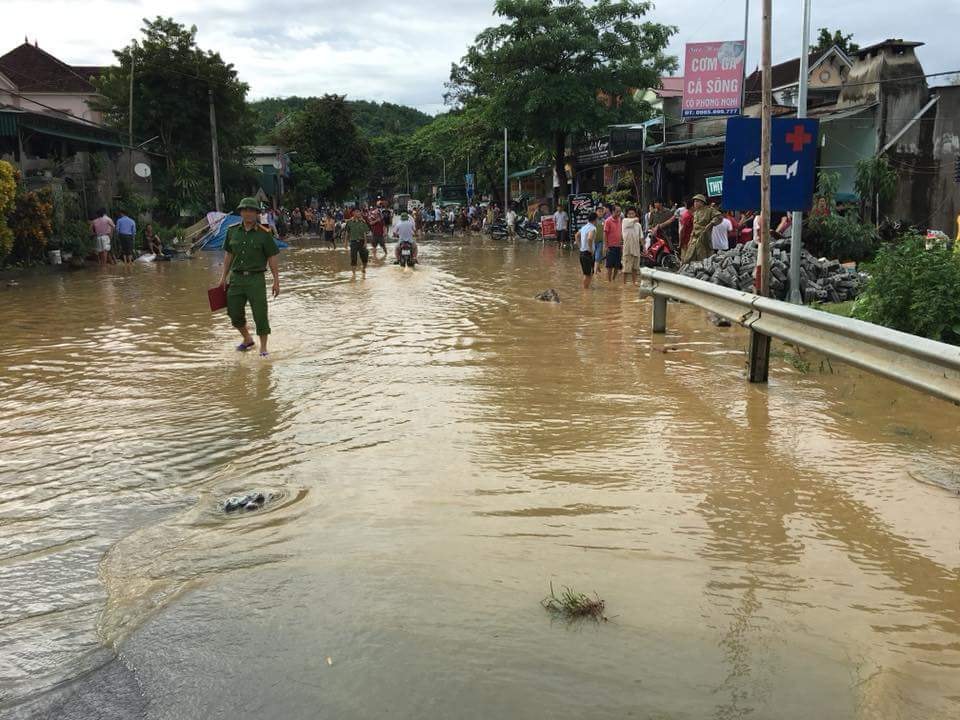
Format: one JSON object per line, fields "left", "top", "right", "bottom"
{"left": 249, "top": 97, "right": 433, "bottom": 142}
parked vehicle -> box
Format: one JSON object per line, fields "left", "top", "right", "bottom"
{"left": 642, "top": 229, "right": 679, "bottom": 270}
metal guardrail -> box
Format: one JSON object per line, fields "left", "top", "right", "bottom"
{"left": 640, "top": 268, "right": 960, "bottom": 405}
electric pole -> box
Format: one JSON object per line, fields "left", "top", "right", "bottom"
{"left": 503, "top": 127, "right": 509, "bottom": 208}
{"left": 128, "top": 49, "right": 135, "bottom": 184}
{"left": 208, "top": 87, "right": 222, "bottom": 212}
{"left": 749, "top": 0, "right": 773, "bottom": 382}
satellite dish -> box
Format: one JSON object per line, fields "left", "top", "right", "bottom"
{"left": 134, "top": 163, "right": 151, "bottom": 178}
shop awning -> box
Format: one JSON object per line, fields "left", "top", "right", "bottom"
{"left": 509, "top": 166, "right": 547, "bottom": 179}
{"left": 20, "top": 121, "right": 126, "bottom": 149}
{"left": 645, "top": 135, "right": 727, "bottom": 154}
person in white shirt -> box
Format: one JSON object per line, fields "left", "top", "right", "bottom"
{"left": 577, "top": 211, "right": 598, "bottom": 289}
{"left": 552, "top": 206, "right": 569, "bottom": 246}
{"left": 392, "top": 212, "right": 419, "bottom": 263}
{"left": 506, "top": 206, "right": 517, "bottom": 238}
{"left": 711, "top": 213, "right": 734, "bottom": 252}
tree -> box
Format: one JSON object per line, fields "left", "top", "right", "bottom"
{"left": 273, "top": 95, "right": 370, "bottom": 201}
{"left": 447, "top": 0, "right": 676, "bottom": 202}
{"left": 855, "top": 155, "right": 897, "bottom": 223}
{"left": 810, "top": 28, "right": 860, "bottom": 56}
{"left": 92, "top": 17, "right": 257, "bottom": 217}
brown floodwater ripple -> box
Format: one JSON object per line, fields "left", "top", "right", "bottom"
{"left": 1, "top": 238, "right": 958, "bottom": 719}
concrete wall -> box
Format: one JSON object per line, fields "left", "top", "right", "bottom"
{"left": 0, "top": 90, "right": 102, "bottom": 123}
{"left": 819, "top": 107, "right": 878, "bottom": 198}
{"left": 928, "top": 86, "right": 960, "bottom": 234}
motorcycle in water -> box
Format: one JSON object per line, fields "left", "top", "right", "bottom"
{"left": 516, "top": 217, "right": 541, "bottom": 241}
{"left": 396, "top": 240, "right": 417, "bottom": 268}
{"left": 488, "top": 220, "right": 509, "bottom": 240}
{"left": 641, "top": 229, "right": 680, "bottom": 270}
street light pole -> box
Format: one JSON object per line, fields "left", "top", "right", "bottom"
{"left": 788, "top": 0, "right": 813, "bottom": 304}
{"left": 740, "top": 0, "right": 750, "bottom": 113}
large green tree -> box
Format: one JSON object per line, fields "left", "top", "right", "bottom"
{"left": 447, "top": 0, "right": 676, "bottom": 201}
{"left": 810, "top": 28, "right": 860, "bottom": 56}
{"left": 93, "top": 17, "right": 257, "bottom": 216}
{"left": 273, "top": 95, "right": 370, "bottom": 201}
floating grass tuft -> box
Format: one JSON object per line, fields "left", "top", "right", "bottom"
{"left": 541, "top": 582, "right": 606, "bottom": 621}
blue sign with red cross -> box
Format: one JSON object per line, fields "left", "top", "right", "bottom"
{"left": 721, "top": 117, "right": 819, "bottom": 211}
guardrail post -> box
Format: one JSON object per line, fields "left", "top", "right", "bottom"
{"left": 652, "top": 295, "right": 667, "bottom": 333}
{"left": 748, "top": 329, "right": 771, "bottom": 383}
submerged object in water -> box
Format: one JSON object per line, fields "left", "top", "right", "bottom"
{"left": 535, "top": 288, "right": 561, "bottom": 303}
{"left": 224, "top": 492, "right": 267, "bottom": 513}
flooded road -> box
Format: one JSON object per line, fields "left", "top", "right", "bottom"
{"left": 2, "top": 237, "right": 959, "bottom": 719}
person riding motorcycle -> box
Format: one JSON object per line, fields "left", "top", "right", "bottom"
{"left": 393, "top": 212, "right": 419, "bottom": 265}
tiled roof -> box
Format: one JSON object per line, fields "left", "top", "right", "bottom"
{"left": 0, "top": 43, "right": 99, "bottom": 93}
{"left": 744, "top": 50, "right": 827, "bottom": 97}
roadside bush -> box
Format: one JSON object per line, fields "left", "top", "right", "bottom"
{"left": 854, "top": 234, "right": 960, "bottom": 345}
{"left": 60, "top": 220, "right": 95, "bottom": 258}
{"left": 0, "top": 161, "right": 15, "bottom": 264}
{"left": 806, "top": 211, "right": 878, "bottom": 262}
{"left": 8, "top": 187, "right": 54, "bottom": 264}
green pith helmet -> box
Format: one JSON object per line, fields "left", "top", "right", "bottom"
{"left": 236, "top": 197, "right": 259, "bottom": 211}
{"left": 401, "top": 212, "right": 409, "bottom": 220}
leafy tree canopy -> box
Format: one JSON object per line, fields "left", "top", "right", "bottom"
{"left": 249, "top": 97, "right": 432, "bottom": 142}
{"left": 447, "top": 0, "right": 677, "bottom": 198}
{"left": 273, "top": 94, "right": 370, "bottom": 201}
{"left": 92, "top": 17, "right": 257, "bottom": 216}
{"left": 810, "top": 28, "right": 860, "bottom": 57}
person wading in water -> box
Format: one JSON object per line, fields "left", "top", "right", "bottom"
{"left": 218, "top": 197, "right": 280, "bottom": 358}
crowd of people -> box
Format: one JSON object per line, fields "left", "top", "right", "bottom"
{"left": 88, "top": 208, "right": 168, "bottom": 266}
{"left": 218, "top": 191, "right": 829, "bottom": 356}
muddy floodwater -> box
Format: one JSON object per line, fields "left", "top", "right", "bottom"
{"left": 2, "top": 238, "right": 959, "bottom": 719}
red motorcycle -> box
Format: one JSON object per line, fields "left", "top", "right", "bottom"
{"left": 642, "top": 229, "right": 680, "bottom": 270}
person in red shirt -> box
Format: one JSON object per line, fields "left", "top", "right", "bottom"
{"left": 679, "top": 197, "right": 693, "bottom": 253}
{"left": 725, "top": 210, "right": 740, "bottom": 246}
{"left": 602, "top": 204, "right": 623, "bottom": 282}
{"left": 366, "top": 206, "right": 387, "bottom": 258}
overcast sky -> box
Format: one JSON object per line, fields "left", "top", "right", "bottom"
{"left": 5, "top": 0, "right": 957, "bottom": 114}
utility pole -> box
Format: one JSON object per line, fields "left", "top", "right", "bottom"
{"left": 128, "top": 49, "right": 135, "bottom": 184}
{"left": 503, "top": 127, "right": 509, "bottom": 208}
{"left": 208, "top": 87, "right": 222, "bottom": 212}
{"left": 789, "top": 0, "right": 813, "bottom": 303}
{"left": 749, "top": 0, "right": 773, "bottom": 383}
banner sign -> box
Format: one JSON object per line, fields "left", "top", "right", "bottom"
{"left": 682, "top": 41, "right": 745, "bottom": 119}
{"left": 540, "top": 216, "right": 557, "bottom": 239}
{"left": 574, "top": 137, "right": 610, "bottom": 165}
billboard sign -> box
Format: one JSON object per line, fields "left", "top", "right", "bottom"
{"left": 682, "top": 41, "right": 745, "bottom": 119}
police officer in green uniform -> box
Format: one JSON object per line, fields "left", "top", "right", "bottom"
{"left": 217, "top": 197, "right": 281, "bottom": 357}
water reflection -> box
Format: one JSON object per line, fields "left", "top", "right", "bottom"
{"left": 1, "top": 239, "right": 959, "bottom": 718}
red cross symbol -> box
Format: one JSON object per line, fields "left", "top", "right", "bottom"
{"left": 785, "top": 124, "right": 813, "bottom": 152}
